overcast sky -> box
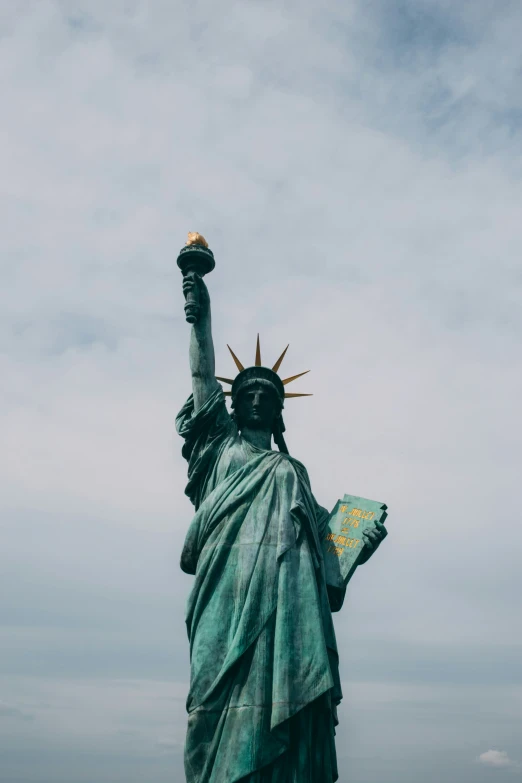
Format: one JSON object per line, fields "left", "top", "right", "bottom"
{"left": 2, "top": 1, "right": 522, "bottom": 781}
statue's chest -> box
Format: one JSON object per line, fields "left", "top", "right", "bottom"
{"left": 216, "top": 437, "right": 265, "bottom": 481}
{"left": 214, "top": 436, "right": 299, "bottom": 489}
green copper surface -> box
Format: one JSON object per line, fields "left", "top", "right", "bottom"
{"left": 177, "top": 245, "right": 389, "bottom": 782}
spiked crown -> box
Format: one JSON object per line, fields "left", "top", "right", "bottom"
{"left": 216, "top": 336, "right": 312, "bottom": 402}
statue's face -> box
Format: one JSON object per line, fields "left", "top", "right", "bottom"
{"left": 235, "top": 385, "right": 280, "bottom": 431}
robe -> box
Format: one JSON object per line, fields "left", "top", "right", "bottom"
{"left": 176, "top": 387, "right": 344, "bottom": 782}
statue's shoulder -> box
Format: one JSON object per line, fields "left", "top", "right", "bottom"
{"left": 273, "top": 451, "right": 311, "bottom": 486}
{"left": 177, "top": 389, "right": 237, "bottom": 468}
{"left": 177, "top": 388, "right": 231, "bottom": 436}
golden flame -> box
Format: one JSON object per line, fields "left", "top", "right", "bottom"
{"left": 186, "top": 232, "right": 209, "bottom": 248}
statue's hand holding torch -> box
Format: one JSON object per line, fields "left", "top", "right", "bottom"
{"left": 177, "top": 232, "right": 215, "bottom": 325}
{"left": 182, "top": 271, "right": 210, "bottom": 325}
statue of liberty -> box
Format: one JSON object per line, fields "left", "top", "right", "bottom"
{"left": 176, "top": 234, "right": 387, "bottom": 782}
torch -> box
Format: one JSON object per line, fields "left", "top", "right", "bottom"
{"left": 176, "top": 232, "right": 215, "bottom": 324}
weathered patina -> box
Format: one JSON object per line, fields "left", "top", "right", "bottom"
{"left": 176, "top": 235, "right": 387, "bottom": 782}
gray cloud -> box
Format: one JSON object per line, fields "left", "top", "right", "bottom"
{"left": 0, "top": 701, "right": 34, "bottom": 722}
{"left": 2, "top": 0, "right": 522, "bottom": 781}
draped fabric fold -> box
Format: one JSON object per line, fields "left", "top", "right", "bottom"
{"left": 176, "top": 388, "right": 342, "bottom": 782}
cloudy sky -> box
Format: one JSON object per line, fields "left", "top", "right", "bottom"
{"left": 2, "top": 0, "right": 522, "bottom": 781}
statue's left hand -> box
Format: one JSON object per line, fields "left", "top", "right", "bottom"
{"left": 358, "top": 520, "right": 388, "bottom": 565}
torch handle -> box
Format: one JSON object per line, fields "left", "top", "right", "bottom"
{"left": 183, "top": 270, "right": 200, "bottom": 324}
{"left": 177, "top": 243, "right": 214, "bottom": 325}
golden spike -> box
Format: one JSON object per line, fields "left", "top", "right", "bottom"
{"left": 255, "top": 334, "right": 262, "bottom": 367}
{"left": 227, "top": 345, "right": 245, "bottom": 372}
{"left": 272, "top": 344, "right": 289, "bottom": 373}
{"left": 216, "top": 376, "right": 234, "bottom": 385}
{"left": 284, "top": 392, "right": 313, "bottom": 398}
{"left": 282, "top": 370, "right": 310, "bottom": 386}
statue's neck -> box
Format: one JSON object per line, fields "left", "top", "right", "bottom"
{"left": 240, "top": 426, "right": 273, "bottom": 451}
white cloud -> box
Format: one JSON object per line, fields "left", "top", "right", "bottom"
{"left": 478, "top": 750, "right": 516, "bottom": 768}
{"left": 2, "top": 1, "right": 522, "bottom": 781}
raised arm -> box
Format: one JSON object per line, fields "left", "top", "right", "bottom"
{"left": 182, "top": 272, "right": 220, "bottom": 411}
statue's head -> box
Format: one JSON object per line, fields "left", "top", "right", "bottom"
{"left": 231, "top": 370, "right": 284, "bottom": 433}
{"left": 217, "top": 337, "right": 312, "bottom": 454}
